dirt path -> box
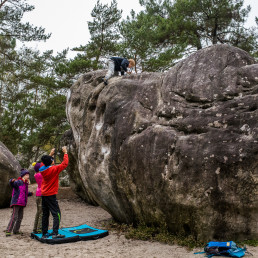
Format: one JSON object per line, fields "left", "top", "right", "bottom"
{"left": 0, "top": 185, "right": 256, "bottom": 258}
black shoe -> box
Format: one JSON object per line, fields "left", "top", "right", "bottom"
{"left": 13, "top": 231, "right": 23, "bottom": 235}
{"left": 33, "top": 230, "right": 42, "bottom": 234}
{"left": 52, "top": 234, "right": 65, "bottom": 239}
{"left": 102, "top": 78, "right": 108, "bottom": 85}
{"left": 42, "top": 234, "right": 49, "bottom": 239}
{"left": 41, "top": 232, "right": 53, "bottom": 239}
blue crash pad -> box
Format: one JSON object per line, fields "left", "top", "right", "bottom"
{"left": 31, "top": 224, "right": 109, "bottom": 244}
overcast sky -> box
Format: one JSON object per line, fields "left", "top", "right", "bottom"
{"left": 21, "top": 0, "right": 258, "bottom": 58}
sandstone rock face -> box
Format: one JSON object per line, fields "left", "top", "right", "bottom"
{"left": 60, "top": 129, "right": 98, "bottom": 205}
{"left": 0, "top": 142, "right": 21, "bottom": 208}
{"left": 66, "top": 45, "right": 258, "bottom": 241}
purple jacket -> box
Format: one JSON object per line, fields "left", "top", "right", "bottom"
{"left": 9, "top": 178, "right": 32, "bottom": 207}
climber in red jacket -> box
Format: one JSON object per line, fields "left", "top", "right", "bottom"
{"left": 39, "top": 146, "right": 69, "bottom": 239}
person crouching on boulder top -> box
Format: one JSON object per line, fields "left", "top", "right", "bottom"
{"left": 102, "top": 57, "right": 135, "bottom": 85}
{"left": 40, "top": 146, "right": 68, "bottom": 239}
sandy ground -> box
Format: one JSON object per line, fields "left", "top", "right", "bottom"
{"left": 0, "top": 184, "right": 257, "bottom": 258}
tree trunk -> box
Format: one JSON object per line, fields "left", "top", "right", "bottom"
{"left": 34, "top": 146, "right": 40, "bottom": 162}
{"left": 195, "top": 31, "right": 202, "bottom": 50}
{"left": 0, "top": 81, "right": 2, "bottom": 113}
{"left": 134, "top": 54, "right": 137, "bottom": 74}
{"left": 212, "top": 18, "right": 218, "bottom": 45}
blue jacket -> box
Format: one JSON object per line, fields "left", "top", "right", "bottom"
{"left": 110, "top": 57, "right": 129, "bottom": 75}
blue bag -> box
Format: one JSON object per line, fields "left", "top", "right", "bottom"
{"left": 195, "top": 241, "right": 247, "bottom": 257}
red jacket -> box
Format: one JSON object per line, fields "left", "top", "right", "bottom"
{"left": 39, "top": 154, "right": 69, "bottom": 196}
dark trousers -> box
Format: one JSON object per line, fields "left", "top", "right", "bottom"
{"left": 6, "top": 205, "right": 24, "bottom": 233}
{"left": 42, "top": 195, "right": 61, "bottom": 235}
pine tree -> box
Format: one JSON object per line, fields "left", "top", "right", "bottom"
{"left": 0, "top": 0, "right": 50, "bottom": 42}
{"left": 72, "top": 0, "right": 122, "bottom": 71}
{"left": 119, "top": 9, "right": 184, "bottom": 72}
{"left": 0, "top": 0, "right": 50, "bottom": 115}
{"left": 0, "top": 46, "right": 71, "bottom": 165}
{"left": 138, "top": 0, "right": 258, "bottom": 61}
{"left": 0, "top": 1, "right": 71, "bottom": 165}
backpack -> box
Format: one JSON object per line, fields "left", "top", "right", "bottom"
{"left": 195, "top": 241, "right": 248, "bottom": 257}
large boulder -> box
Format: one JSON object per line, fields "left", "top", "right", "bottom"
{"left": 66, "top": 45, "right": 258, "bottom": 241}
{"left": 0, "top": 142, "right": 20, "bottom": 208}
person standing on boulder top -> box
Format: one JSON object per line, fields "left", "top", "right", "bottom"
{"left": 102, "top": 57, "right": 135, "bottom": 85}
{"left": 40, "top": 146, "right": 68, "bottom": 239}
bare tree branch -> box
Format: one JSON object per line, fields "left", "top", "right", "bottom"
{"left": 0, "top": 0, "right": 8, "bottom": 9}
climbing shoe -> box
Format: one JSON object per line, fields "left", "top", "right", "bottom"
{"left": 52, "top": 234, "right": 65, "bottom": 239}
{"left": 13, "top": 231, "right": 24, "bottom": 235}
{"left": 41, "top": 232, "right": 53, "bottom": 239}
{"left": 6, "top": 231, "right": 11, "bottom": 237}
{"left": 33, "top": 230, "right": 42, "bottom": 234}
{"left": 41, "top": 234, "right": 49, "bottom": 239}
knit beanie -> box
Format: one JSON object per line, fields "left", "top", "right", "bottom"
{"left": 32, "top": 162, "right": 41, "bottom": 172}
{"left": 41, "top": 155, "right": 54, "bottom": 167}
{"left": 20, "top": 168, "right": 30, "bottom": 178}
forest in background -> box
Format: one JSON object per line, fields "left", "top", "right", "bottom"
{"left": 0, "top": 0, "right": 257, "bottom": 166}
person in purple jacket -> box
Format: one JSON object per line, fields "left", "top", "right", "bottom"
{"left": 32, "top": 162, "right": 43, "bottom": 234}
{"left": 6, "top": 168, "right": 33, "bottom": 237}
